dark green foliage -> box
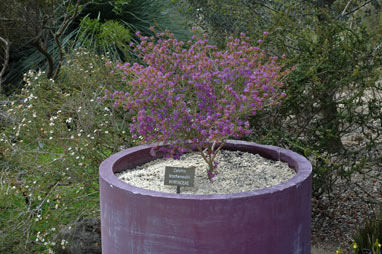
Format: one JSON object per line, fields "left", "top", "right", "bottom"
{"left": 179, "top": 0, "right": 382, "bottom": 199}
{"left": 259, "top": 6, "right": 382, "bottom": 198}
{"left": 71, "top": 0, "right": 190, "bottom": 59}
{"left": 1, "top": 0, "right": 190, "bottom": 94}
{"left": 0, "top": 0, "right": 82, "bottom": 93}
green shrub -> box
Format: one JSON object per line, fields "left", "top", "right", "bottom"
{"left": 178, "top": 0, "right": 382, "bottom": 199}
{"left": 253, "top": 6, "right": 382, "bottom": 199}
{"left": 0, "top": 49, "right": 135, "bottom": 253}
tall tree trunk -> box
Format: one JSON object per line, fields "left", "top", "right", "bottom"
{"left": 320, "top": 90, "right": 344, "bottom": 153}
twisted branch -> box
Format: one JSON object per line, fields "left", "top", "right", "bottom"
{"left": 0, "top": 36, "right": 10, "bottom": 91}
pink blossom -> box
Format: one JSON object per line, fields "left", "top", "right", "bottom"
{"left": 106, "top": 30, "right": 290, "bottom": 181}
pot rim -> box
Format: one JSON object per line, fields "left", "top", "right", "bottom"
{"left": 99, "top": 139, "right": 312, "bottom": 200}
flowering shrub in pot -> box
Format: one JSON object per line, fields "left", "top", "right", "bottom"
{"left": 106, "top": 28, "right": 289, "bottom": 180}
{"left": 99, "top": 29, "right": 311, "bottom": 254}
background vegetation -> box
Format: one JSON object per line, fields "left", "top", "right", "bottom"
{"left": 176, "top": 0, "right": 382, "bottom": 199}
{"left": 1, "top": 0, "right": 382, "bottom": 253}
{"left": 0, "top": 49, "right": 136, "bottom": 253}
{"left": 0, "top": 0, "right": 189, "bottom": 94}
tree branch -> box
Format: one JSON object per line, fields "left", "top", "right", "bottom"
{"left": 341, "top": 0, "right": 353, "bottom": 16}
{"left": 343, "top": 0, "right": 373, "bottom": 17}
{"left": 0, "top": 36, "right": 10, "bottom": 91}
{"left": 53, "top": 0, "right": 81, "bottom": 80}
{"left": 32, "top": 39, "right": 54, "bottom": 78}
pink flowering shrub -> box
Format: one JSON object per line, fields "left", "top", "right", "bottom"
{"left": 107, "top": 29, "right": 289, "bottom": 181}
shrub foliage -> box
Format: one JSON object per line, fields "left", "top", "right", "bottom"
{"left": 178, "top": 0, "right": 382, "bottom": 199}
{"left": 0, "top": 50, "right": 134, "bottom": 253}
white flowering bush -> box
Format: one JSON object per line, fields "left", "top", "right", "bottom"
{"left": 0, "top": 49, "right": 135, "bottom": 253}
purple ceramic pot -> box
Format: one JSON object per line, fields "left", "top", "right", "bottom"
{"left": 99, "top": 140, "right": 312, "bottom": 254}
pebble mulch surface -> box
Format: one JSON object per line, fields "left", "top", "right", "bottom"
{"left": 116, "top": 150, "right": 295, "bottom": 195}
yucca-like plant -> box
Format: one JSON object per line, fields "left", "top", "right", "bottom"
{"left": 2, "top": 0, "right": 190, "bottom": 94}
{"left": 71, "top": 0, "right": 190, "bottom": 59}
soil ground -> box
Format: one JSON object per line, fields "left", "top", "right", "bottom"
{"left": 312, "top": 243, "right": 339, "bottom": 254}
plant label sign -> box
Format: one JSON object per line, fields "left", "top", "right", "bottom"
{"left": 164, "top": 166, "right": 195, "bottom": 187}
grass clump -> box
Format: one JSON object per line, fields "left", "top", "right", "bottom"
{"left": 352, "top": 210, "right": 382, "bottom": 254}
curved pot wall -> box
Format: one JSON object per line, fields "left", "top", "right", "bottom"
{"left": 99, "top": 140, "right": 312, "bottom": 254}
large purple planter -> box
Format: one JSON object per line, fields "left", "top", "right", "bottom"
{"left": 99, "top": 140, "right": 312, "bottom": 254}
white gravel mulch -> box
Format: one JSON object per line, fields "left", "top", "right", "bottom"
{"left": 116, "top": 150, "right": 295, "bottom": 195}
